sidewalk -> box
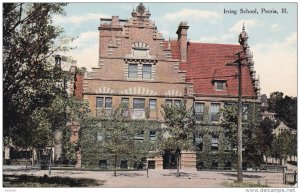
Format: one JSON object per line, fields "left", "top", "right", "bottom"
{"left": 3, "top": 168, "right": 296, "bottom": 188}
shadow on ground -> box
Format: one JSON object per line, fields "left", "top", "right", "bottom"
{"left": 162, "top": 172, "right": 199, "bottom": 178}
{"left": 219, "top": 173, "right": 263, "bottom": 179}
{"left": 3, "top": 174, "right": 105, "bottom": 187}
{"left": 114, "top": 172, "right": 144, "bottom": 177}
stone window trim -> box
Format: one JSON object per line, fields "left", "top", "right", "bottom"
{"left": 128, "top": 63, "right": 138, "bottom": 78}
{"left": 96, "top": 96, "right": 113, "bottom": 109}
{"left": 142, "top": 64, "right": 152, "bottom": 79}
{"left": 124, "top": 58, "right": 157, "bottom": 80}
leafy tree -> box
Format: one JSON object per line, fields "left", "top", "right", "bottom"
{"left": 81, "top": 105, "right": 158, "bottom": 176}
{"left": 256, "top": 118, "right": 277, "bottom": 162}
{"left": 161, "top": 100, "right": 195, "bottom": 177}
{"left": 3, "top": 3, "right": 73, "bottom": 148}
{"left": 287, "top": 134, "right": 297, "bottom": 162}
{"left": 220, "top": 103, "right": 262, "bottom": 167}
{"left": 270, "top": 132, "right": 293, "bottom": 165}
{"left": 268, "top": 92, "right": 297, "bottom": 129}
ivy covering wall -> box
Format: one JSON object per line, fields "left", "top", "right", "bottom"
{"left": 80, "top": 117, "right": 162, "bottom": 169}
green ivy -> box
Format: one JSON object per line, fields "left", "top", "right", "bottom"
{"left": 80, "top": 117, "right": 162, "bottom": 169}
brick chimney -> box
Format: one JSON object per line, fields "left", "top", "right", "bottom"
{"left": 111, "top": 16, "right": 119, "bottom": 27}
{"left": 176, "top": 21, "right": 189, "bottom": 62}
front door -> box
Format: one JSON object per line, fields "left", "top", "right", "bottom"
{"left": 163, "top": 150, "right": 177, "bottom": 169}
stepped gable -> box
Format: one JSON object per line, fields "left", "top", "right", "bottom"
{"left": 169, "top": 41, "right": 256, "bottom": 97}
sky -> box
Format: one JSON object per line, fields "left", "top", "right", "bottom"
{"left": 53, "top": 2, "right": 297, "bottom": 97}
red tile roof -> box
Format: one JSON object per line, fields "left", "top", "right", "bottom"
{"left": 170, "top": 41, "right": 257, "bottom": 98}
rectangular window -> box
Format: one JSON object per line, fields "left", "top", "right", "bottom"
{"left": 120, "top": 160, "right": 128, "bottom": 169}
{"left": 210, "top": 103, "right": 220, "bottom": 121}
{"left": 96, "top": 97, "right": 103, "bottom": 109}
{"left": 216, "top": 81, "right": 224, "bottom": 90}
{"left": 174, "top": 100, "right": 181, "bottom": 107}
{"left": 149, "top": 99, "right": 156, "bottom": 110}
{"left": 211, "top": 135, "right": 219, "bottom": 151}
{"left": 150, "top": 131, "right": 156, "bottom": 141}
{"left": 142, "top": 64, "right": 152, "bottom": 79}
{"left": 165, "top": 99, "right": 173, "bottom": 107}
{"left": 128, "top": 64, "right": 138, "bottom": 78}
{"left": 243, "top": 104, "right": 249, "bottom": 120}
{"left": 121, "top": 98, "right": 129, "bottom": 107}
{"left": 105, "top": 97, "right": 112, "bottom": 109}
{"left": 99, "top": 160, "right": 108, "bottom": 169}
{"left": 97, "top": 133, "right": 103, "bottom": 142}
{"left": 195, "top": 133, "right": 203, "bottom": 151}
{"left": 195, "top": 103, "right": 204, "bottom": 121}
{"left": 134, "top": 131, "right": 144, "bottom": 140}
{"left": 133, "top": 98, "right": 145, "bottom": 109}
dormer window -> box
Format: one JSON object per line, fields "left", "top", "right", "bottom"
{"left": 213, "top": 80, "right": 226, "bottom": 91}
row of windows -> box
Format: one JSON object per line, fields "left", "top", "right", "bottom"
{"left": 96, "top": 97, "right": 248, "bottom": 122}
{"left": 195, "top": 134, "right": 220, "bottom": 152}
{"left": 128, "top": 64, "right": 152, "bottom": 79}
{"left": 97, "top": 131, "right": 156, "bottom": 142}
{"left": 96, "top": 97, "right": 157, "bottom": 110}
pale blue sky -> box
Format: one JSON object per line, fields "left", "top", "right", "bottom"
{"left": 54, "top": 2, "right": 297, "bottom": 97}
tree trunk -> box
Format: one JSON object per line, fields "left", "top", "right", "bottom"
{"left": 114, "top": 154, "right": 117, "bottom": 177}
{"left": 176, "top": 154, "right": 180, "bottom": 177}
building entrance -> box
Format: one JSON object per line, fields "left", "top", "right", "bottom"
{"left": 163, "top": 150, "right": 177, "bottom": 169}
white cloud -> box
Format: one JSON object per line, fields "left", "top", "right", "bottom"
{"left": 193, "top": 36, "right": 218, "bottom": 43}
{"left": 191, "top": 33, "right": 237, "bottom": 44}
{"left": 72, "top": 31, "right": 99, "bottom": 48}
{"left": 271, "top": 24, "right": 281, "bottom": 32}
{"left": 229, "top": 19, "right": 262, "bottom": 32}
{"left": 53, "top": 13, "right": 110, "bottom": 25}
{"left": 252, "top": 32, "right": 297, "bottom": 96}
{"left": 163, "top": 8, "right": 221, "bottom": 22}
{"left": 71, "top": 43, "right": 99, "bottom": 71}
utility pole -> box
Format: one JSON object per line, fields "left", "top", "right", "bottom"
{"left": 227, "top": 52, "right": 243, "bottom": 183}
{"left": 226, "top": 24, "right": 254, "bottom": 183}
{"left": 237, "top": 53, "right": 243, "bottom": 183}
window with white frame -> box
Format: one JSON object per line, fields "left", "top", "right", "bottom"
{"left": 133, "top": 98, "right": 145, "bottom": 109}
{"left": 105, "top": 97, "right": 112, "bottom": 109}
{"left": 211, "top": 134, "right": 219, "bottom": 151}
{"left": 195, "top": 103, "right": 204, "bottom": 121}
{"left": 210, "top": 103, "right": 220, "bottom": 121}
{"left": 150, "top": 130, "right": 156, "bottom": 141}
{"left": 195, "top": 133, "right": 203, "bottom": 151}
{"left": 96, "top": 97, "right": 103, "bottom": 109}
{"left": 174, "top": 100, "right": 181, "bottom": 107}
{"left": 128, "top": 64, "right": 138, "bottom": 78}
{"left": 215, "top": 81, "right": 225, "bottom": 90}
{"left": 165, "top": 99, "right": 182, "bottom": 107}
{"left": 142, "top": 64, "right": 152, "bottom": 79}
{"left": 149, "top": 99, "right": 156, "bottom": 110}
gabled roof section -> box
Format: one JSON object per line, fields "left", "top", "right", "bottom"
{"left": 169, "top": 41, "right": 257, "bottom": 98}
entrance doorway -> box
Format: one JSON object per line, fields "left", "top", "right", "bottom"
{"left": 163, "top": 150, "right": 177, "bottom": 169}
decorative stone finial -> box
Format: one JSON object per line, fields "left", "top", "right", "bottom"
{"left": 136, "top": 3, "right": 146, "bottom": 15}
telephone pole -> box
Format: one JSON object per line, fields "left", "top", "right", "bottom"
{"left": 226, "top": 24, "right": 254, "bottom": 183}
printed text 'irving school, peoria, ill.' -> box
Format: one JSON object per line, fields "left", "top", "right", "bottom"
{"left": 224, "top": 8, "right": 288, "bottom": 15}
